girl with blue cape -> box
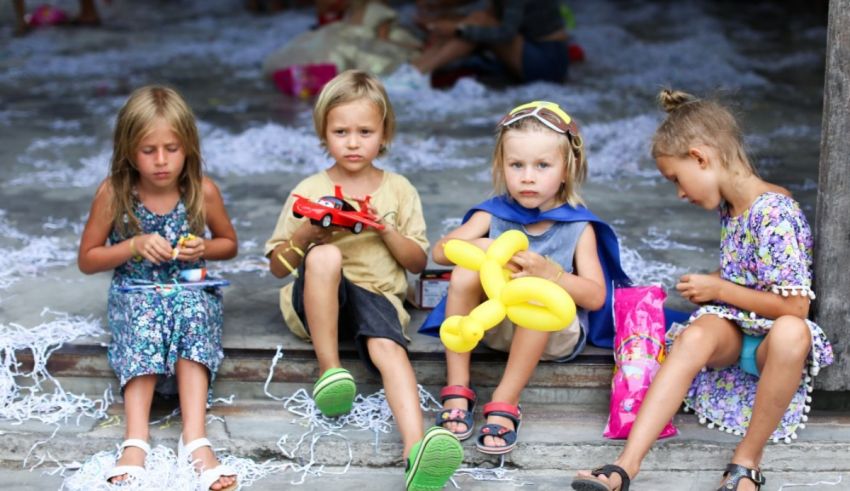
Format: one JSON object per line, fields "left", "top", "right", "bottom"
{"left": 420, "top": 194, "right": 631, "bottom": 349}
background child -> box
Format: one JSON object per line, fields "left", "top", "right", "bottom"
{"left": 572, "top": 90, "right": 834, "bottom": 491}
{"left": 264, "top": 69, "right": 462, "bottom": 491}
{"left": 429, "top": 101, "right": 627, "bottom": 455}
{"left": 78, "top": 85, "right": 239, "bottom": 490}
{"left": 262, "top": 0, "right": 423, "bottom": 79}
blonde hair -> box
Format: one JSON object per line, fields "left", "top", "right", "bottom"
{"left": 492, "top": 116, "right": 587, "bottom": 207}
{"left": 651, "top": 89, "right": 756, "bottom": 175}
{"left": 313, "top": 69, "right": 395, "bottom": 156}
{"left": 110, "top": 85, "right": 205, "bottom": 237}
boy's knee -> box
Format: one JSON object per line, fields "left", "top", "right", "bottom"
{"left": 305, "top": 244, "right": 342, "bottom": 274}
{"left": 768, "top": 316, "right": 811, "bottom": 359}
{"left": 366, "top": 337, "right": 405, "bottom": 363}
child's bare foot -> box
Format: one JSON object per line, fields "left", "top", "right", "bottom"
{"left": 475, "top": 402, "right": 521, "bottom": 454}
{"left": 436, "top": 385, "right": 476, "bottom": 440}
{"left": 106, "top": 439, "right": 150, "bottom": 484}
{"left": 440, "top": 397, "right": 469, "bottom": 434}
{"left": 716, "top": 461, "right": 763, "bottom": 491}
{"left": 108, "top": 446, "right": 146, "bottom": 483}
{"left": 480, "top": 413, "right": 513, "bottom": 448}
{"left": 573, "top": 463, "right": 633, "bottom": 491}
{"left": 189, "top": 445, "right": 236, "bottom": 490}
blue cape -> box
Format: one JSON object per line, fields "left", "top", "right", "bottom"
{"left": 419, "top": 195, "right": 631, "bottom": 348}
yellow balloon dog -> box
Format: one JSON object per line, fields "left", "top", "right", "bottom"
{"left": 439, "top": 230, "right": 577, "bottom": 353}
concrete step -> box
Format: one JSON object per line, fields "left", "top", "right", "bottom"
{"left": 2, "top": 400, "right": 849, "bottom": 474}
{"left": 15, "top": 307, "right": 616, "bottom": 405}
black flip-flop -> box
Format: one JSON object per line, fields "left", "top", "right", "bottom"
{"left": 716, "top": 463, "right": 765, "bottom": 490}
{"left": 572, "top": 464, "right": 631, "bottom": 491}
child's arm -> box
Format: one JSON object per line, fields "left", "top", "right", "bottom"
{"left": 679, "top": 194, "right": 812, "bottom": 320}
{"left": 78, "top": 181, "right": 170, "bottom": 272}
{"left": 377, "top": 223, "right": 428, "bottom": 274}
{"left": 177, "top": 178, "right": 238, "bottom": 262}
{"left": 676, "top": 274, "right": 810, "bottom": 319}
{"left": 268, "top": 221, "right": 335, "bottom": 279}
{"left": 510, "top": 225, "right": 606, "bottom": 311}
{"left": 78, "top": 181, "right": 129, "bottom": 274}
{"left": 432, "top": 211, "right": 492, "bottom": 265}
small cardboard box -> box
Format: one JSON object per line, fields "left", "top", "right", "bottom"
{"left": 408, "top": 269, "right": 452, "bottom": 309}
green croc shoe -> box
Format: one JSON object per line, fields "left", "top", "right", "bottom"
{"left": 405, "top": 426, "right": 464, "bottom": 491}
{"left": 312, "top": 367, "right": 356, "bottom": 417}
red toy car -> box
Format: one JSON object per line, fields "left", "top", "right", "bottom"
{"left": 292, "top": 185, "right": 385, "bottom": 234}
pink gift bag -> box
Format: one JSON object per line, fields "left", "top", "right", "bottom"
{"left": 272, "top": 63, "right": 337, "bottom": 99}
{"left": 603, "top": 285, "right": 677, "bottom": 439}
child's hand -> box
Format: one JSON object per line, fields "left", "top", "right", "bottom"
{"left": 295, "top": 222, "right": 335, "bottom": 246}
{"left": 367, "top": 203, "right": 395, "bottom": 235}
{"left": 176, "top": 236, "right": 204, "bottom": 262}
{"left": 135, "top": 233, "right": 173, "bottom": 265}
{"left": 676, "top": 274, "right": 722, "bottom": 304}
{"left": 508, "top": 250, "right": 561, "bottom": 280}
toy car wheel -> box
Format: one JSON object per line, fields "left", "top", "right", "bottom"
{"left": 293, "top": 211, "right": 303, "bottom": 219}
{"left": 320, "top": 214, "right": 333, "bottom": 228}
{"left": 352, "top": 222, "right": 364, "bottom": 234}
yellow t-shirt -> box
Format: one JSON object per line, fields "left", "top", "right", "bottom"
{"left": 264, "top": 170, "right": 429, "bottom": 340}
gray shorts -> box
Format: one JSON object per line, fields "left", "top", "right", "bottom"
{"left": 292, "top": 252, "right": 408, "bottom": 375}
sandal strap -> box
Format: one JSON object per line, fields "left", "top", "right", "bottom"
{"left": 591, "top": 464, "right": 632, "bottom": 491}
{"left": 482, "top": 401, "right": 521, "bottom": 426}
{"left": 439, "top": 385, "right": 476, "bottom": 405}
{"left": 482, "top": 401, "right": 520, "bottom": 418}
{"left": 180, "top": 437, "right": 212, "bottom": 459}
{"left": 436, "top": 407, "right": 472, "bottom": 425}
{"left": 721, "top": 463, "right": 765, "bottom": 489}
{"left": 119, "top": 438, "right": 151, "bottom": 455}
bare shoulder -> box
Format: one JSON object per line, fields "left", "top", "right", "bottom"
{"left": 579, "top": 222, "right": 597, "bottom": 240}
{"left": 202, "top": 176, "right": 223, "bottom": 200}
{"left": 765, "top": 181, "right": 792, "bottom": 198}
{"left": 94, "top": 178, "right": 113, "bottom": 199}
{"left": 90, "top": 179, "right": 115, "bottom": 212}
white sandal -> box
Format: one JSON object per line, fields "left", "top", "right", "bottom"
{"left": 178, "top": 436, "right": 238, "bottom": 491}
{"left": 105, "top": 438, "right": 150, "bottom": 483}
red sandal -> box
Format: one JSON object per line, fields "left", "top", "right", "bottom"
{"left": 434, "top": 385, "right": 477, "bottom": 441}
{"left": 475, "top": 401, "right": 521, "bottom": 455}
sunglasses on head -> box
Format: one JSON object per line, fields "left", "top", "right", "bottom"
{"left": 498, "top": 101, "right": 580, "bottom": 139}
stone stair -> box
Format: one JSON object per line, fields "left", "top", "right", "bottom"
{"left": 4, "top": 272, "right": 850, "bottom": 489}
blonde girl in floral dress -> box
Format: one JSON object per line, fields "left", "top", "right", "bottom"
{"left": 78, "top": 85, "right": 239, "bottom": 490}
{"left": 572, "top": 90, "right": 833, "bottom": 491}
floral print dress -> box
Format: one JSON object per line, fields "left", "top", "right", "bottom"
{"left": 668, "top": 192, "right": 833, "bottom": 442}
{"left": 107, "top": 199, "right": 224, "bottom": 395}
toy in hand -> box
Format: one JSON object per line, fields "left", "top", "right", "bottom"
{"left": 292, "top": 185, "right": 385, "bottom": 234}
{"left": 172, "top": 234, "right": 198, "bottom": 259}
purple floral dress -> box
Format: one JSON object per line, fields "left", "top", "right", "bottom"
{"left": 668, "top": 192, "right": 833, "bottom": 442}
{"left": 107, "top": 199, "right": 224, "bottom": 396}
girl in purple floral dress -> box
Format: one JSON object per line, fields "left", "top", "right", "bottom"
{"left": 573, "top": 90, "right": 833, "bottom": 491}
{"left": 79, "top": 85, "right": 239, "bottom": 490}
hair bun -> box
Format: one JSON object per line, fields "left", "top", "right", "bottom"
{"left": 658, "top": 89, "right": 696, "bottom": 113}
